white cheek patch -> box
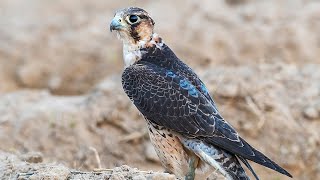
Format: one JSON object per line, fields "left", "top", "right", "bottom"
{"left": 117, "top": 31, "right": 133, "bottom": 44}
{"left": 116, "top": 32, "right": 121, "bottom": 40}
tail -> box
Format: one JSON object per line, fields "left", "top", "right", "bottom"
{"left": 181, "top": 138, "right": 252, "bottom": 180}
{"left": 205, "top": 136, "right": 292, "bottom": 178}
{"left": 238, "top": 156, "right": 259, "bottom": 180}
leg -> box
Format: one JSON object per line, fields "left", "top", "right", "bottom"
{"left": 185, "top": 156, "right": 198, "bottom": 180}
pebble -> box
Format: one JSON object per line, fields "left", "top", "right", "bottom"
{"left": 20, "top": 152, "right": 43, "bottom": 163}
{"left": 303, "top": 106, "right": 319, "bottom": 120}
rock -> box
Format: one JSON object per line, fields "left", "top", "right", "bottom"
{"left": 29, "top": 165, "right": 70, "bottom": 180}
{"left": 303, "top": 106, "right": 319, "bottom": 120}
{"left": 20, "top": 152, "right": 43, "bottom": 163}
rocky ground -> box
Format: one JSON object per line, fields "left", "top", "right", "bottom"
{"left": 0, "top": 0, "right": 319, "bottom": 179}
{"left": 0, "top": 151, "right": 179, "bottom": 180}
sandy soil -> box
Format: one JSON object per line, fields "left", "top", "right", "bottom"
{"left": 0, "top": 0, "right": 319, "bottom": 179}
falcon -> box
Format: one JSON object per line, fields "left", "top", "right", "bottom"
{"left": 110, "top": 7, "right": 292, "bottom": 180}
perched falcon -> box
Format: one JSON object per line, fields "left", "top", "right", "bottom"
{"left": 110, "top": 7, "right": 292, "bottom": 180}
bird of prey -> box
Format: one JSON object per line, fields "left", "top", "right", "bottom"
{"left": 110, "top": 7, "right": 292, "bottom": 180}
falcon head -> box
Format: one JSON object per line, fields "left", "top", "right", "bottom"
{"left": 110, "top": 7, "right": 155, "bottom": 44}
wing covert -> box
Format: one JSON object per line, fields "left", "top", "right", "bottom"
{"left": 122, "top": 62, "right": 239, "bottom": 140}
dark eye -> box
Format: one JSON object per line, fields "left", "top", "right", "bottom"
{"left": 128, "top": 15, "right": 139, "bottom": 24}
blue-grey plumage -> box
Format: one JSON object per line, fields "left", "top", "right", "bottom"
{"left": 110, "top": 7, "right": 292, "bottom": 180}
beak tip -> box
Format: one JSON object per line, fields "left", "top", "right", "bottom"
{"left": 109, "top": 24, "right": 114, "bottom": 32}
{"left": 109, "top": 18, "right": 122, "bottom": 32}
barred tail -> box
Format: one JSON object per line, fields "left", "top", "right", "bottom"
{"left": 181, "top": 138, "right": 253, "bottom": 180}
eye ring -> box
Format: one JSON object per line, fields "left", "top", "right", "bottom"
{"left": 127, "top": 15, "right": 140, "bottom": 24}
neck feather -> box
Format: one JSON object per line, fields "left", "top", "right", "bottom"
{"left": 122, "top": 33, "right": 164, "bottom": 68}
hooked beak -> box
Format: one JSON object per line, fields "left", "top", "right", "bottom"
{"left": 110, "top": 17, "right": 124, "bottom": 32}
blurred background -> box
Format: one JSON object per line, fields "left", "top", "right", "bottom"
{"left": 0, "top": 0, "right": 319, "bottom": 179}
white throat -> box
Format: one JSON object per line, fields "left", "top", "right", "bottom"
{"left": 122, "top": 41, "right": 143, "bottom": 68}
{"left": 121, "top": 33, "right": 163, "bottom": 68}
